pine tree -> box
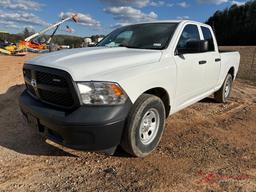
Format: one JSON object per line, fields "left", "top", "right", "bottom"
{"left": 206, "top": 0, "right": 256, "bottom": 45}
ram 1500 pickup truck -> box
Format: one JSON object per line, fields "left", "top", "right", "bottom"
{"left": 19, "top": 20, "right": 240, "bottom": 157}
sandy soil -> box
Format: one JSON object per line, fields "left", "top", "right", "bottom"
{"left": 0, "top": 53, "right": 256, "bottom": 192}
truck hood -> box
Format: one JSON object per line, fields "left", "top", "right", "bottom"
{"left": 27, "top": 47, "right": 162, "bottom": 81}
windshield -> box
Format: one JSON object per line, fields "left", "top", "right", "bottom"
{"left": 97, "top": 23, "right": 178, "bottom": 50}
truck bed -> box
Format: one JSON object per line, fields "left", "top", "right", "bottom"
{"left": 219, "top": 51, "right": 240, "bottom": 81}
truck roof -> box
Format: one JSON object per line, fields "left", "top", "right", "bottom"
{"left": 124, "top": 20, "right": 210, "bottom": 28}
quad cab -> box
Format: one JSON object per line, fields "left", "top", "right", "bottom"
{"left": 19, "top": 20, "right": 240, "bottom": 157}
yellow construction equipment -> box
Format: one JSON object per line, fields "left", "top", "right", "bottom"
{"left": 0, "top": 48, "right": 11, "bottom": 55}
{"left": 0, "top": 14, "right": 78, "bottom": 56}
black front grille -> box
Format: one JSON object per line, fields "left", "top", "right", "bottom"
{"left": 23, "top": 68, "right": 32, "bottom": 80}
{"left": 38, "top": 89, "right": 74, "bottom": 107}
{"left": 26, "top": 83, "right": 36, "bottom": 96}
{"left": 23, "top": 65, "right": 78, "bottom": 109}
{"left": 36, "top": 71, "right": 68, "bottom": 87}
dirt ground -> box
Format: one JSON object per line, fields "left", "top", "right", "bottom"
{"left": 0, "top": 53, "right": 256, "bottom": 192}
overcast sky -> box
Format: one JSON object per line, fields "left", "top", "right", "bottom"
{"left": 0, "top": 0, "right": 246, "bottom": 37}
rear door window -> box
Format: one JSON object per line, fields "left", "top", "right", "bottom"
{"left": 201, "top": 26, "right": 215, "bottom": 51}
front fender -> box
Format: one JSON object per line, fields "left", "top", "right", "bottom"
{"left": 117, "top": 60, "right": 177, "bottom": 111}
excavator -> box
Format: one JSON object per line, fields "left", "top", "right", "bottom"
{"left": 0, "top": 14, "right": 78, "bottom": 56}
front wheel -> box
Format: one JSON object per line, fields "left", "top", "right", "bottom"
{"left": 214, "top": 73, "right": 233, "bottom": 103}
{"left": 121, "top": 94, "right": 166, "bottom": 157}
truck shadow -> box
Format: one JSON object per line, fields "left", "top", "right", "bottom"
{"left": 0, "top": 85, "right": 76, "bottom": 157}
{"left": 200, "top": 97, "right": 217, "bottom": 103}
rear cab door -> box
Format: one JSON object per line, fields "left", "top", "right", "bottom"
{"left": 199, "top": 25, "right": 221, "bottom": 91}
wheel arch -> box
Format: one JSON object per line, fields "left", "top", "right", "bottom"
{"left": 228, "top": 66, "right": 235, "bottom": 79}
{"left": 143, "top": 87, "right": 170, "bottom": 118}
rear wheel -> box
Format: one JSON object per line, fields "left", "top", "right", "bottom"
{"left": 121, "top": 94, "right": 166, "bottom": 157}
{"left": 214, "top": 73, "right": 233, "bottom": 103}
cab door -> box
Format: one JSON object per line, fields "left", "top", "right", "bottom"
{"left": 173, "top": 24, "right": 206, "bottom": 108}
{"left": 200, "top": 26, "right": 221, "bottom": 91}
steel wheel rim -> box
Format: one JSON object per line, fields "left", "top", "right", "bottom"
{"left": 139, "top": 108, "right": 160, "bottom": 145}
{"left": 224, "top": 77, "right": 232, "bottom": 98}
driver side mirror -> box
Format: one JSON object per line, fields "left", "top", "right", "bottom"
{"left": 176, "top": 40, "right": 209, "bottom": 55}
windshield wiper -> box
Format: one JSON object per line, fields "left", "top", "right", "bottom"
{"left": 118, "top": 43, "right": 131, "bottom": 48}
{"left": 118, "top": 44, "right": 141, "bottom": 49}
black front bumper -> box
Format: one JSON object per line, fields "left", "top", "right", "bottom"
{"left": 19, "top": 91, "right": 132, "bottom": 151}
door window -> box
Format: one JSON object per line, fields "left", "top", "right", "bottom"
{"left": 201, "top": 26, "right": 215, "bottom": 51}
{"left": 176, "top": 24, "right": 200, "bottom": 51}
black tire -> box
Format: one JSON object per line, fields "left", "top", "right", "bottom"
{"left": 214, "top": 73, "right": 233, "bottom": 103}
{"left": 121, "top": 94, "right": 166, "bottom": 157}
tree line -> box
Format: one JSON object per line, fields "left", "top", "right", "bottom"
{"left": 206, "top": 0, "right": 256, "bottom": 45}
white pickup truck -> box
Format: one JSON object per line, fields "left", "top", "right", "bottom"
{"left": 19, "top": 20, "right": 240, "bottom": 157}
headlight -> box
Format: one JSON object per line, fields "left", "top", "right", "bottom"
{"left": 77, "top": 82, "right": 128, "bottom": 105}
